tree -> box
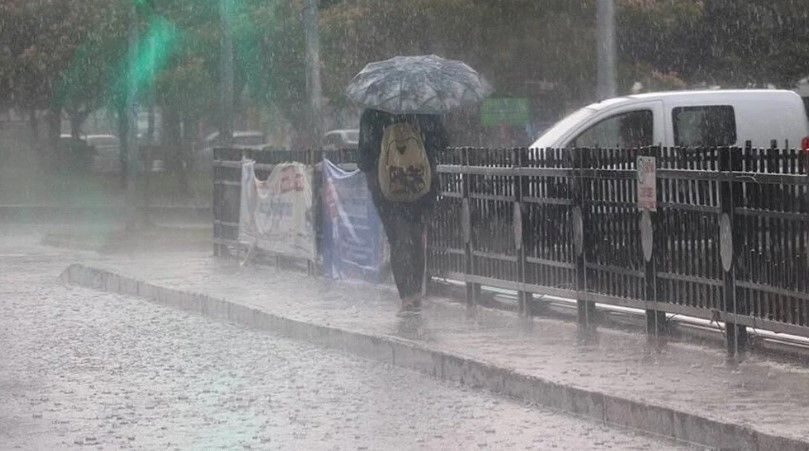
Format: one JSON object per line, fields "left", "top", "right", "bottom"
{"left": 4, "top": 0, "right": 808, "bottom": 157}
{"left": 0, "top": 0, "right": 128, "bottom": 149}
{"left": 618, "top": 0, "right": 809, "bottom": 88}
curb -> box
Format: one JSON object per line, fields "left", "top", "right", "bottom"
{"left": 60, "top": 263, "right": 809, "bottom": 451}
{"left": 0, "top": 205, "right": 211, "bottom": 223}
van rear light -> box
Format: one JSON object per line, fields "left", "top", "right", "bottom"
{"left": 802, "top": 136, "right": 809, "bottom": 153}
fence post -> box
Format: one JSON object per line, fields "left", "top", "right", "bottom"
{"left": 462, "top": 148, "right": 479, "bottom": 305}
{"left": 643, "top": 212, "right": 665, "bottom": 335}
{"left": 212, "top": 148, "right": 223, "bottom": 257}
{"left": 640, "top": 147, "right": 666, "bottom": 336}
{"left": 573, "top": 148, "right": 596, "bottom": 325}
{"left": 309, "top": 148, "right": 318, "bottom": 277}
{"left": 513, "top": 147, "right": 529, "bottom": 315}
{"left": 719, "top": 146, "right": 748, "bottom": 356}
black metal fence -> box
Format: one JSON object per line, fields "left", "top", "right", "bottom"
{"left": 213, "top": 145, "right": 809, "bottom": 353}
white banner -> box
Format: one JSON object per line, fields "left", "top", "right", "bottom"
{"left": 239, "top": 159, "right": 316, "bottom": 260}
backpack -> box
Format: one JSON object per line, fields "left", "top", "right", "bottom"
{"left": 378, "top": 121, "right": 431, "bottom": 202}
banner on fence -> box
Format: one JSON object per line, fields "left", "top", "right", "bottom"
{"left": 239, "top": 159, "right": 316, "bottom": 260}
{"left": 637, "top": 156, "right": 657, "bottom": 211}
{"left": 322, "top": 159, "right": 386, "bottom": 283}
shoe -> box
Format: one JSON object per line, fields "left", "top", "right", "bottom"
{"left": 397, "top": 296, "right": 422, "bottom": 317}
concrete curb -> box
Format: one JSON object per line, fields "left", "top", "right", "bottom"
{"left": 0, "top": 205, "right": 211, "bottom": 223}
{"left": 60, "top": 263, "right": 809, "bottom": 451}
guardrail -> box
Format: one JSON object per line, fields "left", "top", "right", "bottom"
{"left": 213, "top": 145, "right": 809, "bottom": 355}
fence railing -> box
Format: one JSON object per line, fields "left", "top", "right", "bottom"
{"left": 213, "top": 145, "right": 809, "bottom": 354}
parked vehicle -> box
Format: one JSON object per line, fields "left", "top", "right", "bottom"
{"left": 530, "top": 90, "right": 809, "bottom": 151}
{"left": 203, "top": 130, "right": 266, "bottom": 147}
{"left": 86, "top": 134, "right": 122, "bottom": 173}
{"left": 194, "top": 130, "right": 268, "bottom": 170}
{"left": 796, "top": 78, "right": 809, "bottom": 118}
{"left": 323, "top": 129, "right": 359, "bottom": 150}
{"left": 59, "top": 133, "right": 122, "bottom": 173}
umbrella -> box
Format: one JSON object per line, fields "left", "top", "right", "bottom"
{"left": 346, "top": 55, "right": 492, "bottom": 115}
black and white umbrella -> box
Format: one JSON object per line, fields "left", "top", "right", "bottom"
{"left": 346, "top": 55, "right": 492, "bottom": 115}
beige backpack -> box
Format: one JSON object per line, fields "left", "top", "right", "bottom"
{"left": 378, "top": 121, "right": 431, "bottom": 202}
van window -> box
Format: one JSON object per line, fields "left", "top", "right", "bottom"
{"left": 672, "top": 105, "right": 736, "bottom": 147}
{"left": 569, "top": 110, "right": 653, "bottom": 149}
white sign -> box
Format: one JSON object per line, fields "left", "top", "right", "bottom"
{"left": 720, "top": 213, "right": 733, "bottom": 272}
{"left": 239, "top": 160, "right": 316, "bottom": 261}
{"left": 640, "top": 210, "right": 653, "bottom": 263}
{"left": 637, "top": 156, "right": 657, "bottom": 212}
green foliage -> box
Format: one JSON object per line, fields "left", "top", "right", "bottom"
{"left": 2, "top": 0, "right": 808, "bottom": 147}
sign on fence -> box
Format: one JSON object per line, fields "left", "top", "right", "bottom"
{"left": 322, "top": 159, "right": 387, "bottom": 283}
{"left": 239, "top": 159, "right": 316, "bottom": 260}
{"left": 637, "top": 156, "right": 657, "bottom": 211}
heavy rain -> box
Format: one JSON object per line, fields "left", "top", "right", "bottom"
{"left": 2, "top": 1, "right": 809, "bottom": 449}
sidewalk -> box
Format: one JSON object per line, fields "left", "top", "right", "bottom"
{"left": 63, "top": 252, "right": 809, "bottom": 450}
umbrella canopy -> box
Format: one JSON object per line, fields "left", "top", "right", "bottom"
{"left": 346, "top": 55, "right": 492, "bottom": 115}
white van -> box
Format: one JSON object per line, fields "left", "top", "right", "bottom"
{"left": 530, "top": 90, "right": 809, "bottom": 151}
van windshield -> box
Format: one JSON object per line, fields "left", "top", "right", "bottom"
{"left": 531, "top": 107, "right": 596, "bottom": 149}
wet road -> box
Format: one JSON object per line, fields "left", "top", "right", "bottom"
{"left": 0, "top": 234, "right": 690, "bottom": 449}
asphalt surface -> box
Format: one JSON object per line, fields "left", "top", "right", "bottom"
{"left": 0, "top": 229, "right": 690, "bottom": 449}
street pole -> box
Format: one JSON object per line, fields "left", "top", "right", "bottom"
{"left": 596, "top": 0, "right": 617, "bottom": 100}
{"left": 219, "top": 0, "right": 234, "bottom": 146}
{"left": 303, "top": 0, "right": 322, "bottom": 149}
{"left": 125, "top": 2, "right": 141, "bottom": 229}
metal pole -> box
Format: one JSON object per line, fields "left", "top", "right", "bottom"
{"left": 125, "top": 3, "right": 140, "bottom": 228}
{"left": 219, "top": 0, "right": 234, "bottom": 146}
{"left": 303, "top": 0, "right": 322, "bottom": 149}
{"left": 596, "top": 0, "right": 617, "bottom": 100}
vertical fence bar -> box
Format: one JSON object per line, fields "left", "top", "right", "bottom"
{"left": 308, "top": 148, "right": 317, "bottom": 276}
{"left": 573, "top": 148, "right": 595, "bottom": 325}
{"left": 641, "top": 147, "right": 666, "bottom": 336}
{"left": 212, "top": 149, "right": 221, "bottom": 257}
{"left": 719, "top": 146, "right": 747, "bottom": 356}
{"left": 462, "top": 148, "right": 477, "bottom": 305}
{"left": 514, "top": 147, "right": 529, "bottom": 315}
{"left": 643, "top": 213, "right": 663, "bottom": 335}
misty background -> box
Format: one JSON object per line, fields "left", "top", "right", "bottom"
{"left": 1, "top": 0, "right": 808, "bottom": 210}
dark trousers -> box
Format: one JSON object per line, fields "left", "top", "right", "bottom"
{"left": 367, "top": 176, "right": 429, "bottom": 299}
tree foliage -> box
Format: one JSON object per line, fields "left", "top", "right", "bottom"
{"left": 1, "top": 0, "right": 808, "bottom": 148}
{"left": 0, "top": 0, "right": 127, "bottom": 114}
{"left": 619, "top": 0, "right": 809, "bottom": 88}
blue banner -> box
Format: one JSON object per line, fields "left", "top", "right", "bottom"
{"left": 322, "top": 159, "right": 385, "bottom": 283}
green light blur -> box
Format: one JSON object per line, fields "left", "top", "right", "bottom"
{"left": 132, "top": 16, "right": 179, "bottom": 93}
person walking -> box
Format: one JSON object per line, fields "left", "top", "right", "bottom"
{"left": 357, "top": 108, "right": 448, "bottom": 316}
{"left": 346, "top": 55, "right": 489, "bottom": 315}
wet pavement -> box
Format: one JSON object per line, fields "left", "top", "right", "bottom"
{"left": 0, "top": 229, "right": 688, "bottom": 449}
{"left": 64, "top": 252, "right": 809, "bottom": 445}
{"left": 5, "top": 225, "right": 809, "bottom": 447}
